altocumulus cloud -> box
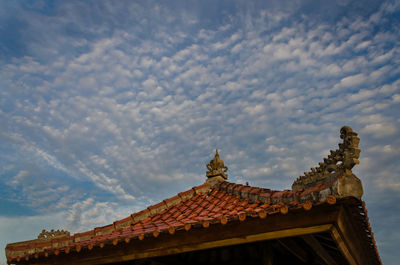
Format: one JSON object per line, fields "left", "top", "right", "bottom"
{"left": 0, "top": 0, "right": 399, "bottom": 264}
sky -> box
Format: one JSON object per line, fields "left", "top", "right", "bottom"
{"left": 0, "top": 0, "right": 399, "bottom": 264}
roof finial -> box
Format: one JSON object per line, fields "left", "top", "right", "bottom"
{"left": 206, "top": 149, "right": 228, "bottom": 183}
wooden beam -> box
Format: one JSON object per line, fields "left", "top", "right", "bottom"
{"left": 334, "top": 205, "right": 376, "bottom": 265}
{"left": 330, "top": 226, "right": 358, "bottom": 265}
{"left": 278, "top": 238, "right": 308, "bottom": 263}
{"left": 301, "top": 235, "right": 337, "bottom": 265}
{"left": 26, "top": 225, "right": 332, "bottom": 265}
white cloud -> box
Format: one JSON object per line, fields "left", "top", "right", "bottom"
{"left": 340, "top": 73, "right": 367, "bottom": 87}
{"left": 392, "top": 94, "right": 400, "bottom": 103}
{"left": 0, "top": 2, "right": 399, "bottom": 264}
{"left": 361, "top": 123, "right": 397, "bottom": 137}
{"left": 348, "top": 89, "right": 378, "bottom": 102}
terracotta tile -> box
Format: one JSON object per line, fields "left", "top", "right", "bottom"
{"left": 200, "top": 200, "right": 210, "bottom": 208}
{"left": 228, "top": 210, "right": 238, "bottom": 215}
{"left": 114, "top": 216, "right": 133, "bottom": 229}
{"left": 132, "top": 223, "right": 144, "bottom": 230}
{"left": 142, "top": 217, "right": 153, "bottom": 225}
{"left": 241, "top": 186, "right": 252, "bottom": 193}
{"left": 193, "top": 183, "right": 211, "bottom": 194}
{"left": 248, "top": 187, "right": 262, "bottom": 194}
{"left": 215, "top": 192, "right": 226, "bottom": 199}
{"left": 187, "top": 213, "right": 198, "bottom": 219}
{"left": 178, "top": 190, "right": 194, "bottom": 202}
{"left": 219, "top": 182, "right": 229, "bottom": 189}
{"left": 212, "top": 206, "right": 222, "bottom": 213}
{"left": 225, "top": 182, "right": 236, "bottom": 191}
{"left": 239, "top": 199, "right": 250, "bottom": 207}
{"left": 210, "top": 189, "right": 219, "bottom": 196}
{"left": 161, "top": 213, "right": 172, "bottom": 221}
{"left": 258, "top": 192, "right": 271, "bottom": 198}
{"left": 207, "top": 204, "right": 216, "bottom": 212}
{"left": 212, "top": 213, "right": 223, "bottom": 219}
{"left": 132, "top": 209, "right": 151, "bottom": 223}
{"left": 189, "top": 203, "right": 199, "bottom": 210}
{"left": 199, "top": 209, "right": 210, "bottom": 217}
{"left": 7, "top": 181, "right": 378, "bottom": 264}
{"left": 154, "top": 222, "right": 169, "bottom": 230}
{"left": 151, "top": 215, "right": 162, "bottom": 222}
{"left": 163, "top": 194, "right": 181, "bottom": 205}
{"left": 194, "top": 206, "right": 204, "bottom": 214}
{"left": 148, "top": 201, "right": 167, "bottom": 212}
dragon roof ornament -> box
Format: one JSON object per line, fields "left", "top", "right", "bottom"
{"left": 292, "top": 126, "right": 361, "bottom": 192}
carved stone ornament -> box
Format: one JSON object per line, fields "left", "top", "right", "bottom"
{"left": 206, "top": 149, "right": 228, "bottom": 179}
{"left": 292, "top": 126, "right": 361, "bottom": 191}
{"left": 37, "top": 229, "right": 70, "bottom": 240}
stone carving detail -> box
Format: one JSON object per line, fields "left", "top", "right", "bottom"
{"left": 38, "top": 229, "right": 70, "bottom": 240}
{"left": 206, "top": 149, "right": 228, "bottom": 179}
{"left": 292, "top": 126, "right": 360, "bottom": 191}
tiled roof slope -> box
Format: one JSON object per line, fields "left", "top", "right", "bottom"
{"left": 5, "top": 180, "right": 379, "bottom": 264}
{"left": 5, "top": 126, "right": 381, "bottom": 264}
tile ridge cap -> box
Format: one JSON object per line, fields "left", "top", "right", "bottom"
{"left": 216, "top": 181, "right": 278, "bottom": 192}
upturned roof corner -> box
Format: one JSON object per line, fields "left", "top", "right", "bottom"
{"left": 292, "top": 126, "right": 363, "bottom": 199}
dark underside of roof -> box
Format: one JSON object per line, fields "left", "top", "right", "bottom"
{"left": 109, "top": 231, "right": 349, "bottom": 265}
{"left": 9, "top": 198, "right": 380, "bottom": 265}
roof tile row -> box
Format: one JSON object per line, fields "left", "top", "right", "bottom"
{"left": 5, "top": 180, "right": 347, "bottom": 263}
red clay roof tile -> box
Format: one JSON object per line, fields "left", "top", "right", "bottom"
{"left": 5, "top": 179, "right": 377, "bottom": 264}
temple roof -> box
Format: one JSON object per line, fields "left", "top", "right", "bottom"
{"left": 5, "top": 126, "right": 381, "bottom": 265}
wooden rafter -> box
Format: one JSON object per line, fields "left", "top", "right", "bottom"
{"left": 277, "top": 238, "right": 309, "bottom": 263}
{"left": 301, "top": 235, "right": 337, "bottom": 265}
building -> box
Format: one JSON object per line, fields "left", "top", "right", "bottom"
{"left": 5, "top": 126, "right": 381, "bottom": 265}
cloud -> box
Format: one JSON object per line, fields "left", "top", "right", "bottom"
{"left": 361, "top": 123, "right": 397, "bottom": 137}
{"left": 340, "top": 73, "right": 367, "bottom": 87}
{"left": 0, "top": 1, "right": 399, "bottom": 264}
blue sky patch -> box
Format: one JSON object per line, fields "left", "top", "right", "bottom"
{"left": 0, "top": 0, "right": 399, "bottom": 264}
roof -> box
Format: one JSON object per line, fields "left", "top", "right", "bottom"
{"left": 5, "top": 126, "right": 382, "bottom": 265}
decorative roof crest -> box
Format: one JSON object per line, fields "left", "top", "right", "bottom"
{"left": 206, "top": 149, "right": 228, "bottom": 180}
{"left": 37, "top": 229, "right": 70, "bottom": 240}
{"left": 292, "top": 126, "right": 361, "bottom": 191}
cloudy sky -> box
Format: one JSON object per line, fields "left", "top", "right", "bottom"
{"left": 0, "top": 0, "right": 399, "bottom": 264}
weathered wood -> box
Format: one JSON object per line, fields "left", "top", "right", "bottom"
{"left": 278, "top": 238, "right": 308, "bottom": 263}
{"left": 330, "top": 226, "right": 358, "bottom": 265}
{"left": 334, "top": 205, "right": 374, "bottom": 265}
{"left": 301, "top": 235, "right": 337, "bottom": 265}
